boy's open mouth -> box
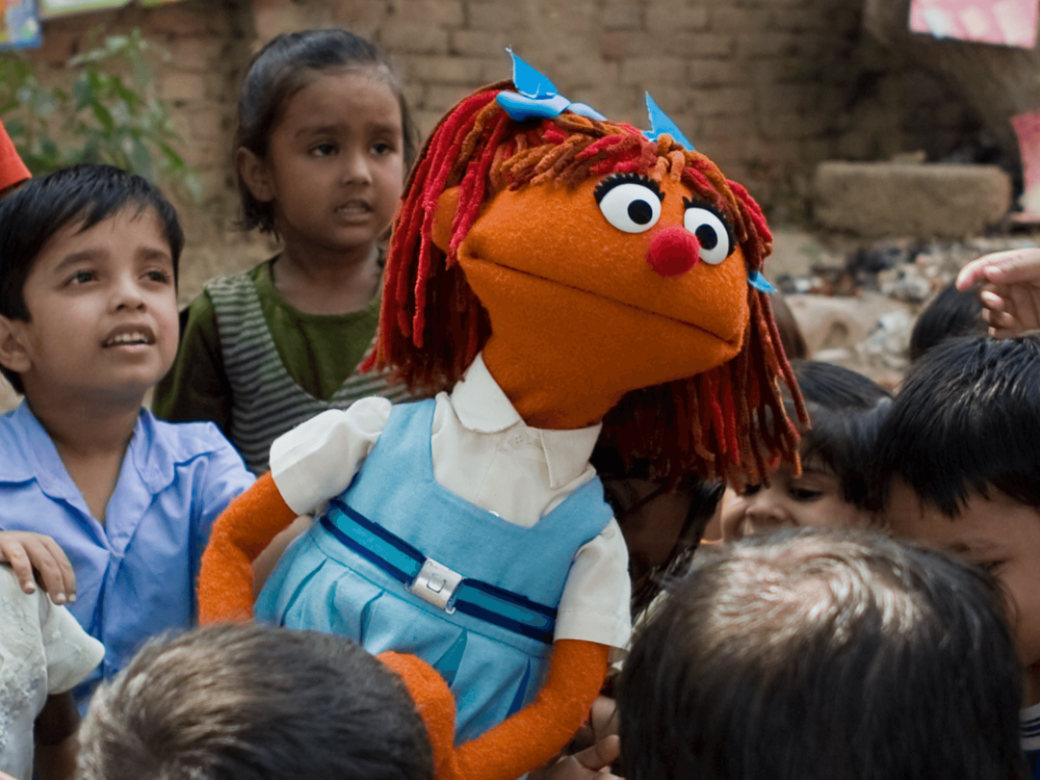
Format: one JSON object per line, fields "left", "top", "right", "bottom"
{"left": 102, "top": 325, "right": 155, "bottom": 347}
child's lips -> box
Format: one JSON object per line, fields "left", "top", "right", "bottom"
{"left": 335, "top": 200, "right": 373, "bottom": 218}
{"left": 102, "top": 324, "right": 156, "bottom": 347}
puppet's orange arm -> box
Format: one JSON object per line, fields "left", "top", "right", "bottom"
{"left": 380, "top": 652, "right": 464, "bottom": 780}
{"left": 198, "top": 472, "right": 297, "bottom": 624}
{"left": 455, "top": 639, "right": 609, "bottom": 780}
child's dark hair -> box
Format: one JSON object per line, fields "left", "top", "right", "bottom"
{"left": 0, "top": 163, "right": 183, "bottom": 394}
{"left": 77, "top": 623, "right": 434, "bottom": 780}
{"left": 618, "top": 528, "right": 1025, "bottom": 780}
{"left": 909, "top": 280, "right": 986, "bottom": 362}
{"left": 874, "top": 334, "right": 1040, "bottom": 516}
{"left": 789, "top": 360, "right": 891, "bottom": 508}
{"left": 235, "top": 28, "right": 417, "bottom": 234}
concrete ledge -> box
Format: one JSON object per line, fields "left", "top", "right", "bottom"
{"left": 813, "top": 161, "right": 1011, "bottom": 238}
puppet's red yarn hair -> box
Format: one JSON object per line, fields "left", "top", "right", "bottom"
{"left": 365, "top": 82, "right": 805, "bottom": 484}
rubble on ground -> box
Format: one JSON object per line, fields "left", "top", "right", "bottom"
{"left": 772, "top": 230, "right": 1040, "bottom": 387}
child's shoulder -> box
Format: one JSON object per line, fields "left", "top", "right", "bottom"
{"left": 140, "top": 410, "right": 247, "bottom": 466}
{"left": 0, "top": 403, "right": 47, "bottom": 482}
{"left": 202, "top": 258, "right": 272, "bottom": 301}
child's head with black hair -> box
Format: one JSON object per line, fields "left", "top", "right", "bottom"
{"left": 77, "top": 623, "right": 434, "bottom": 780}
{"left": 233, "top": 28, "right": 416, "bottom": 237}
{"left": 909, "top": 280, "right": 986, "bottom": 362}
{"left": 618, "top": 528, "right": 1025, "bottom": 780}
{"left": 878, "top": 334, "right": 1040, "bottom": 702}
{"left": 722, "top": 360, "right": 891, "bottom": 538}
{"left": 0, "top": 163, "right": 182, "bottom": 397}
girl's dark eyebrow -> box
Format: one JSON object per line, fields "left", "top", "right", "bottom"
{"left": 293, "top": 123, "right": 343, "bottom": 138}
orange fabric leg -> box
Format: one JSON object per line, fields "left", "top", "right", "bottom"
{"left": 380, "top": 652, "right": 464, "bottom": 780}
{"left": 455, "top": 639, "right": 609, "bottom": 780}
{"left": 198, "top": 472, "right": 297, "bottom": 624}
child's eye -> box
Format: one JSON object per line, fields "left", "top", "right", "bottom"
{"left": 68, "top": 270, "right": 97, "bottom": 285}
{"left": 789, "top": 487, "right": 824, "bottom": 502}
{"left": 144, "top": 269, "right": 172, "bottom": 284}
{"left": 371, "top": 141, "right": 396, "bottom": 156}
{"left": 311, "top": 143, "right": 337, "bottom": 157}
{"left": 976, "top": 560, "right": 1004, "bottom": 576}
{"left": 740, "top": 483, "right": 762, "bottom": 497}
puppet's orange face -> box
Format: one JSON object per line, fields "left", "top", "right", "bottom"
{"left": 455, "top": 173, "right": 751, "bottom": 395}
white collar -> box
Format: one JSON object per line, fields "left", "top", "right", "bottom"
{"left": 450, "top": 353, "right": 603, "bottom": 489}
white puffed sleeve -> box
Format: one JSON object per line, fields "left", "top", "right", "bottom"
{"left": 553, "top": 518, "right": 632, "bottom": 650}
{"left": 270, "top": 397, "right": 393, "bottom": 515}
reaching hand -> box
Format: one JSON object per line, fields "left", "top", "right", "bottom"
{"left": 956, "top": 249, "right": 1040, "bottom": 338}
{"left": 0, "top": 531, "right": 76, "bottom": 604}
{"left": 541, "top": 736, "right": 622, "bottom": 780}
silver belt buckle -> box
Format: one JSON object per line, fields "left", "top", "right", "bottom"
{"left": 409, "top": 558, "right": 463, "bottom": 613}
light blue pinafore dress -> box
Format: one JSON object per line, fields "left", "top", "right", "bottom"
{"left": 255, "top": 399, "right": 613, "bottom": 743}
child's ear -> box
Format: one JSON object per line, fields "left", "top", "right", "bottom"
{"left": 236, "top": 147, "right": 275, "bottom": 203}
{"left": 0, "top": 315, "right": 31, "bottom": 375}
{"left": 431, "top": 187, "right": 460, "bottom": 253}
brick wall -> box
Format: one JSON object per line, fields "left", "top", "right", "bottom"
{"left": 16, "top": 0, "right": 979, "bottom": 301}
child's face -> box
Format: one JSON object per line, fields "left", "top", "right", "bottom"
{"left": 721, "top": 460, "right": 871, "bottom": 540}
{"left": 251, "top": 69, "right": 404, "bottom": 261}
{"left": 0, "top": 207, "right": 178, "bottom": 404}
{"left": 887, "top": 481, "right": 1040, "bottom": 701}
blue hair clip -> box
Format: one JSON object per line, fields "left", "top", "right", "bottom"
{"left": 496, "top": 50, "right": 606, "bottom": 122}
{"left": 748, "top": 270, "right": 776, "bottom": 294}
{"left": 644, "top": 93, "right": 694, "bottom": 151}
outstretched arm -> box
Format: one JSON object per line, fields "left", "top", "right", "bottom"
{"left": 957, "top": 248, "right": 1040, "bottom": 337}
{"left": 198, "top": 472, "right": 297, "bottom": 623}
{"left": 455, "top": 639, "right": 610, "bottom": 780}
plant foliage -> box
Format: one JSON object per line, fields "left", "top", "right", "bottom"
{"left": 0, "top": 28, "right": 203, "bottom": 201}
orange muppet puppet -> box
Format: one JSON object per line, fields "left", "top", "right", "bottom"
{"left": 199, "top": 53, "right": 804, "bottom": 780}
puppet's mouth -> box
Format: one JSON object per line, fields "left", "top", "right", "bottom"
{"left": 462, "top": 253, "right": 740, "bottom": 346}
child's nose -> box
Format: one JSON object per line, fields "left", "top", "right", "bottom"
{"left": 341, "top": 148, "right": 374, "bottom": 185}
{"left": 111, "top": 275, "right": 146, "bottom": 310}
{"left": 647, "top": 226, "right": 701, "bottom": 277}
{"left": 743, "top": 491, "right": 793, "bottom": 535}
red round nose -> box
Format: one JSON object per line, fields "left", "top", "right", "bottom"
{"left": 647, "top": 226, "right": 701, "bottom": 277}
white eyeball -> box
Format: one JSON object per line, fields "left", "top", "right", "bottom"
{"left": 597, "top": 183, "right": 662, "bottom": 234}
{"left": 683, "top": 207, "right": 732, "bottom": 265}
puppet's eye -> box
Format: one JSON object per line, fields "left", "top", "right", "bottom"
{"left": 596, "top": 180, "right": 662, "bottom": 234}
{"left": 683, "top": 206, "right": 732, "bottom": 265}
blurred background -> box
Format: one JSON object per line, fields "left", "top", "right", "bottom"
{"left": 2, "top": 0, "right": 1037, "bottom": 407}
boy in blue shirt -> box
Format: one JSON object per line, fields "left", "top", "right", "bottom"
{"left": 0, "top": 164, "right": 254, "bottom": 708}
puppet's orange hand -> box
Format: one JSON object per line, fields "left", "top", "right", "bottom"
{"left": 380, "top": 652, "right": 465, "bottom": 780}
{"left": 455, "top": 640, "right": 610, "bottom": 780}
{"left": 198, "top": 472, "right": 297, "bottom": 624}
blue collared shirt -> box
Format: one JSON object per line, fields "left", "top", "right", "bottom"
{"left": 0, "top": 402, "right": 254, "bottom": 703}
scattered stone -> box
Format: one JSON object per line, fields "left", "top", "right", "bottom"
{"left": 878, "top": 263, "right": 932, "bottom": 303}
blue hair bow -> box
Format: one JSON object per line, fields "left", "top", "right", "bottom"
{"left": 643, "top": 93, "right": 695, "bottom": 151}
{"left": 496, "top": 50, "right": 605, "bottom": 122}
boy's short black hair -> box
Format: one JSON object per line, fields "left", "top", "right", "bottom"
{"left": 873, "top": 334, "right": 1040, "bottom": 515}
{"left": 909, "top": 280, "right": 986, "bottom": 362}
{"left": 618, "top": 528, "right": 1025, "bottom": 780}
{"left": 790, "top": 360, "right": 892, "bottom": 507}
{"left": 77, "top": 624, "right": 433, "bottom": 780}
{"left": 0, "top": 163, "right": 182, "bottom": 393}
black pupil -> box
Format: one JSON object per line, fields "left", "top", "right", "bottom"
{"left": 628, "top": 200, "right": 653, "bottom": 225}
{"left": 695, "top": 225, "right": 719, "bottom": 250}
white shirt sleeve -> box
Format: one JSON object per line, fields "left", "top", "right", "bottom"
{"left": 37, "top": 592, "right": 106, "bottom": 695}
{"left": 270, "top": 397, "right": 393, "bottom": 515}
{"left": 553, "top": 519, "right": 632, "bottom": 650}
